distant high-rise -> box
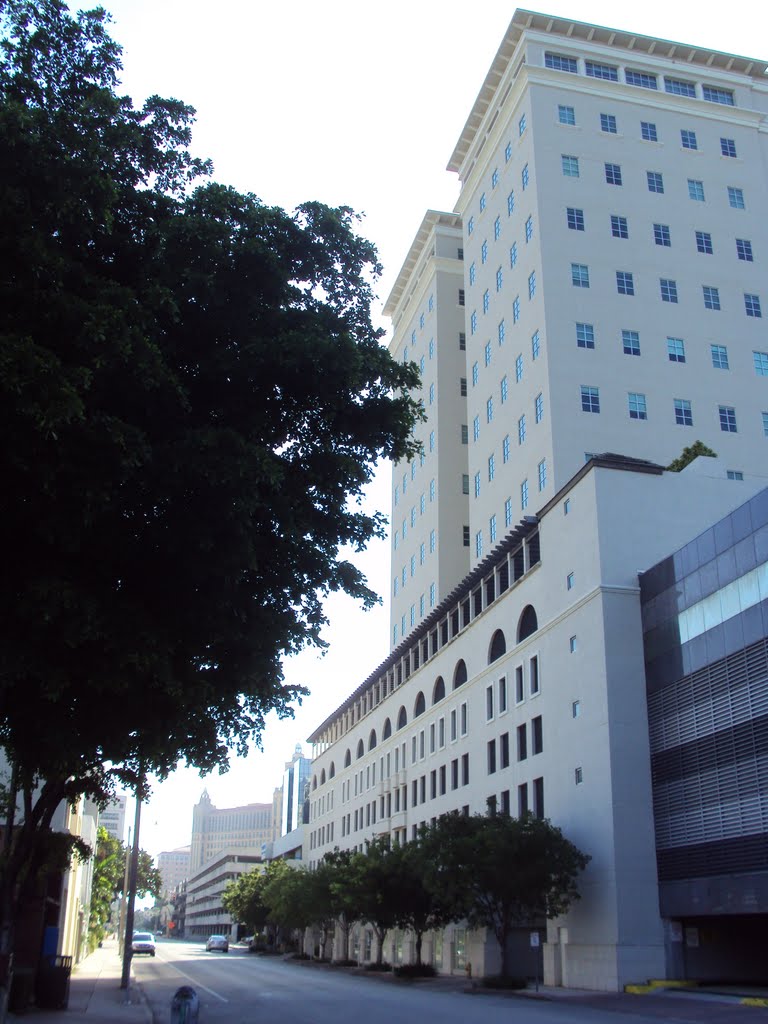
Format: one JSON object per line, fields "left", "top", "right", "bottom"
{"left": 157, "top": 846, "right": 190, "bottom": 900}
{"left": 189, "top": 790, "right": 273, "bottom": 872}
{"left": 280, "top": 744, "right": 311, "bottom": 837}
{"left": 98, "top": 794, "right": 127, "bottom": 843}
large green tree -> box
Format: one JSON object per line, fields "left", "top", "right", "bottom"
{"left": 88, "top": 827, "right": 161, "bottom": 949}
{"left": 0, "top": 0, "right": 420, "bottom": 972}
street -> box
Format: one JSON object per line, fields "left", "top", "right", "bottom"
{"left": 134, "top": 939, "right": 768, "bottom": 1024}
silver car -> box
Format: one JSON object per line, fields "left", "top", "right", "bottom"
{"left": 205, "top": 934, "right": 229, "bottom": 953}
{"left": 131, "top": 931, "right": 156, "bottom": 956}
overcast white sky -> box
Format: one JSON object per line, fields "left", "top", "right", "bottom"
{"left": 93, "top": 0, "right": 768, "bottom": 864}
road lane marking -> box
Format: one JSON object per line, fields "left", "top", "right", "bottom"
{"left": 155, "top": 956, "right": 229, "bottom": 1003}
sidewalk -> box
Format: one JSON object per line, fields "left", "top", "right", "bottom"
{"left": 8, "top": 940, "right": 151, "bottom": 1024}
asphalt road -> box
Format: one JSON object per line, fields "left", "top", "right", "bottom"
{"left": 134, "top": 939, "right": 768, "bottom": 1024}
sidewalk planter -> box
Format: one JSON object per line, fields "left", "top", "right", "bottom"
{"left": 35, "top": 955, "right": 72, "bottom": 1010}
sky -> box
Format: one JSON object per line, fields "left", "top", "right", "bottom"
{"left": 92, "top": 0, "right": 768, "bottom": 865}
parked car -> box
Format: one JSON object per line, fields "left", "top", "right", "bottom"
{"left": 131, "top": 932, "right": 156, "bottom": 956}
{"left": 205, "top": 934, "right": 229, "bottom": 953}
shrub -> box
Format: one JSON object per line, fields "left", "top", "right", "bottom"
{"left": 364, "top": 961, "right": 392, "bottom": 972}
{"left": 481, "top": 975, "right": 528, "bottom": 990}
{"left": 330, "top": 958, "right": 357, "bottom": 967}
{"left": 394, "top": 963, "right": 437, "bottom": 979}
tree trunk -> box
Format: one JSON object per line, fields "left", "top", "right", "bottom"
{"left": 414, "top": 929, "right": 423, "bottom": 966}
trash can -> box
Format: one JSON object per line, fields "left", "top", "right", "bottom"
{"left": 35, "top": 955, "right": 72, "bottom": 1010}
{"left": 170, "top": 985, "right": 199, "bottom": 1023}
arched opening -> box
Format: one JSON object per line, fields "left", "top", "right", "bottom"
{"left": 489, "top": 629, "right": 507, "bottom": 663}
{"left": 344, "top": 749, "right": 351, "bottom": 768}
{"left": 356, "top": 739, "right": 364, "bottom": 759}
{"left": 369, "top": 729, "right": 377, "bottom": 751}
{"left": 383, "top": 718, "right": 392, "bottom": 740}
{"left": 329, "top": 762, "right": 335, "bottom": 779}
{"left": 397, "top": 705, "right": 407, "bottom": 730}
{"left": 453, "top": 659, "right": 468, "bottom": 689}
{"left": 312, "top": 775, "right": 317, "bottom": 790}
{"left": 413, "top": 692, "right": 426, "bottom": 718}
{"left": 320, "top": 769, "right": 326, "bottom": 785}
{"left": 432, "top": 676, "right": 445, "bottom": 704}
{"left": 518, "top": 604, "right": 538, "bottom": 642}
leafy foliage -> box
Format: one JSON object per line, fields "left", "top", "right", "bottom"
{"left": 88, "top": 826, "right": 161, "bottom": 948}
{"left": 667, "top": 440, "right": 717, "bottom": 472}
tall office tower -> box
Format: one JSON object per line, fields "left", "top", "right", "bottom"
{"left": 98, "top": 794, "right": 127, "bottom": 842}
{"left": 280, "top": 744, "right": 311, "bottom": 836}
{"left": 189, "top": 790, "right": 273, "bottom": 872}
{"left": 157, "top": 846, "right": 190, "bottom": 901}
{"left": 385, "top": 213, "right": 470, "bottom": 649}
{"left": 390, "top": 10, "right": 768, "bottom": 650}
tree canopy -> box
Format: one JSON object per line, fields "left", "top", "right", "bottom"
{"left": 88, "top": 826, "right": 161, "bottom": 949}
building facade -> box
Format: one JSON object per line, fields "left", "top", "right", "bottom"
{"left": 280, "top": 744, "right": 311, "bottom": 837}
{"left": 157, "top": 846, "right": 190, "bottom": 902}
{"left": 305, "top": 9, "right": 768, "bottom": 992}
{"left": 98, "top": 794, "right": 126, "bottom": 843}
{"left": 184, "top": 850, "right": 262, "bottom": 940}
{"left": 189, "top": 790, "right": 273, "bottom": 873}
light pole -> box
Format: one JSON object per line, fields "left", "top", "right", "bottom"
{"left": 120, "top": 789, "right": 142, "bottom": 991}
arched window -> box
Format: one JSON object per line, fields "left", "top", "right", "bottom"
{"left": 369, "top": 729, "right": 377, "bottom": 751}
{"left": 489, "top": 629, "right": 507, "bottom": 663}
{"left": 329, "top": 762, "right": 335, "bottom": 779}
{"left": 383, "top": 718, "right": 392, "bottom": 739}
{"left": 344, "top": 749, "right": 351, "bottom": 768}
{"left": 312, "top": 775, "right": 318, "bottom": 790}
{"left": 397, "top": 705, "right": 408, "bottom": 730}
{"left": 413, "top": 692, "right": 426, "bottom": 718}
{"left": 356, "top": 739, "right": 364, "bottom": 759}
{"left": 320, "top": 769, "right": 326, "bottom": 785}
{"left": 432, "top": 676, "right": 445, "bottom": 704}
{"left": 453, "top": 659, "right": 468, "bottom": 689}
{"left": 518, "top": 604, "right": 538, "bottom": 642}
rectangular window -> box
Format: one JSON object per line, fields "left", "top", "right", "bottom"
{"left": 481, "top": 240, "right": 488, "bottom": 264}
{"left": 518, "top": 414, "right": 526, "bottom": 445}
{"left": 711, "top": 344, "right": 729, "bottom": 370}
{"left": 505, "top": 142, "right": 512, "bottom": 163}
{"left": 500, "top": 732, "right": 510, "bottom": 769}
{"left": 572, "top": 699, "right": 581, "bottom": 718}
{"left": 696, "top": 230, "right": 713, "bottom": 255}
{"left": 532, "top": 715, "right": 543, "bottom": 754}
{"left": 518, "top": 783, "right": 528, "bottom": 816}
{"left": 472, "top": 361, "right": 479, "bottom": 385}
{"left": 546, "top": 52, "right": 578, "bottom": 73}
{"left": 680, "top": 129, "right": 698, "bottom": 150}
{"left": 462, "top": 474, "right": 469, "bottom": 495}
{"left": 496, "top": 266, "right": 503, "bottom": 291}
{"left": 616, "top": 271, "right": 634, "bottom": 295}
{"left": 525, "top": 215, "right": 533, "bottom": 242}
{"left": 653, "top": 223, "right": 671, "bottom": 247}
{"left": 721, "top": 137, "right": 737, "bottom": 158}
{"left": 512, "top": 296, "right": 520, "bottom": 322}
{"left": 522, "top": 164, "right": 529, "bottom": 189}
{"left": 647, "top": 171, "right": 664, "bottom": 194}
{"left": 719, "top": 405, "right": 737, "bottom": 432}
{"left": 674, "top": 398, "right": 693, "bottom": 426}
{"left": 576, "top": 322, "right": 594, "bottom": 349}
{"left": 461, "top": 424, "right": 468, "bottom": 444}
{"left": 519, "top": 113, "right": 527, "bottom": 136}
{"left": 571, "top": 263, "right": 589, "bottom": 288}
{"left": 521, "top": 479, "right": 528, "bottom": 510}
{"left": 469, "top": 262, "right": 476, "bottom": 286}
{"left": 640, "top": 120, "right": 658, "bottom": 142}
{"left": 507, "top": 190, "right": 515, "bottom": 216}
{"left": 459, "top": 333, "right": 466, "bottom": 350}
{"left": 486, "top": 685, "right": 494, "bottom": 721}
{"left": 501, "top": 375, "right": 508, "bottom": 403}
{"left": 475, "top": 530, "right": 483, "bottom": 559}
{"left": 494, "top": 216, "right": 501, "bottom": 241}
{"left": 451, "top": 759, "right": 458, "bottom": 790}
{"left": 491, "top": 168, "right": 499, "bottom": 190}
{"left": 665, "top": 76, "right": 696, "bottom": 97}
{"left": 728, "top": 186, "right": 745, "bottom": 209}
{"left": 754, "top": 351, "right": 768, "bottom": 376}
{"left": 538, "top": 458, "right": 547, "bottom": 491}
{"left": 498, "top": 319, "right": 505, "bottom": 345}
{"left": 567, "top": 207, "right": 585, "bottom": 231}
{"left": 473, "top": 415, "right": 480, "bottom": 442}
{"left": 622, "top": 329, "right": 640, "bottom": 355}
{"left": 605, "top": 162, "right": 622, "bottom": 185}
{"left": 470, "top": 311, "right": 477, "bottom": 335}
{"left": 474, "top": 472, "right": 480, "bottom": 498}
{"left": 667, "top": 336, "right": 686, "bottom": 362}
{"left": 626, "top": 69, "right": 657, "bottom": 89}
{"left": 660, "top": 278, "right": 678, "bottom": 303}
{"left": 703, "top": 285, "right": 721, "bottom": 310}
{"left": 611, "top": 215, "right": 628, "bottom": 239}
{"left": 462, "top": 525, "right": 470, "bottom": 547}
{"left": 533, "top": 777, "right": 544, "bottom": 818}
{"left": 530, "top": 655, "right": 539, "bottom": 694}
{"left": 600, "top": 112, "right": 617, "bottom": 133}
{"left": 727, "top": 470, "right": 743, "bottom": 481}
{"left": 558, "top": 104, "right": 576, "bottom": 125}
{"left": 498, "top": 677, "right": 507, "bottom": 714}
{"left": 482, "top": 289, "right": 489, "bottom": 314}
{"left": 487, "top": 740, "right": 497, "bottom": 775}
{"left": 535, "top": 393, "right": 543, "bottom": 423}
{"left": 763, "top": 412, "right": 768, "bottom": 437}
{"left": 479, "top": 192, "right": 486, "bottom": 212}
{"left": 489, "top": 514, "right": 496, "bottom": 543}
{"left": 517, "top": 724, "right": 527, "bottom": 761}
{"left": 581, "top": 385, "right": 600, "bottom": 413}
{"left": 515, "top": 665, "right": 524, "bottom": 703}
{"left": 531, "top": 330, "right": 540, "bottom": 359}
{"left": 736, "top": 239, "right": 753, "bottom": 262}
{"left": 567, "top": 572, "right": 574, "bottom": 590}
{"left": 484, "top": 340, "right": 491, "bottom": 366}
{"left": 515, "top": 354, "right": 523, "bottom": 382}
{"left": 528, "top": 271, "right": 536, "bottom": 299}
{"left": 702, "top": 85, "right": 734, "bottom": 105}
{"left": 488, "top": 453, "right": 495, "bottom": 481}
{"left": 745, "top": 293, "right": 762, "bottom": 317}
{"left": 562, "top": 154, "right": 579, "bottom": 177}
{"left": 504, "top": 497, "right": 512, "bottom": 527}
{"left": 586, "top": 60, "right": 618, "bottom": 81}
{"left": 509, "top": 243, "right": 517, "bottom": 270}
{"left": 688, "top": 179, "right": 705, "bottom": 202}
{"left": 628, "top": 392, "right": 647, "bottom": 420}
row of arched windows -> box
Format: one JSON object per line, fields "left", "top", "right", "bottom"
{"left": 312, "top": 605, "right": 538, "bottom": 789}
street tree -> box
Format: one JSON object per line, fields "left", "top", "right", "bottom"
{"left": 397, "top": 823, "right": 464, "bottom": 966}
{"left": 88, "top": 827, "right": 161, "bottom": 948}
{"left": 221, "top": 868, "right": 269, "bottom": 938}
{"left": 0, "top": 0, "right": 420, "bottom": 971}
{"left": 345, "top": 837, "right": 402, "bottom": 967}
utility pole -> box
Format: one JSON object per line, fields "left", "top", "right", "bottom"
{"left": 117, "top": 825, "right": 131, "bottom": 958}
{"left": 120, "top": 792, "right": 142, "bottom": 991}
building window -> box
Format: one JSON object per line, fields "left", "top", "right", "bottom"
{"left": 745, "top": 293, "right": 762, "bottom": 318}
{"left": 711, "top": 344, "right": 729, "bottom": 370}
{"left": 525, "top": 216, "right": 533, "bottom": 242}
{"left": 727, "top": 470, "right": 743, "bottom": 481}
{"left": 522, "top": 164, "right": 529, "bottom": 189}
{"left": 567, "top": 207, "right": 585, "bottom": 231}
{"left": 491, "top": 167, "right": 499, "bottom": 189}
{"left": 519, "top": 113, "right": 527, "bottom": 136}
{"left": 558, "top": 104, "right": 576, "bottom": 125}
{"left": 600, "top": 112, "right": 617, "bottom": 133}
{"left": 566, "top": 572, "right": 574, "bottom": 590}
{"left": 572, "top": 699, "right": 581, "bottom": 717}
{"left": 653, "top": 223, "right": 671, "bottom": 247}
{"left": 546, "top": 52, "right": 578, "bottom": 73}
{"left": 509, "top": 243, "right": 517, "bottom": 270}
{"left": 535, "top": 393, "right": 543, "bottom": 423}
{"left": 569, "top": 635, "right": 577, "bottom": 653}
{"left": 475, "top": 530, "right": 483, "bottom": 558}
{"left": 571, "top": 263, "right": 589, "bottom": 288}
{"left": 481, "top": 240, "right": 488, "bottom": 264}
{"left": 562, "top": 154, "right": 579, "bottom": 177}
{"left": 581, "top": 385, "right": 600, "bottom": 413}
{"left": 611, "top": 215, "right": 628, "bottom": 239}
{"left": 736, "top": 239, "right": 753, "bottom": 262}
{"left": 532, "top": 715, "right": 543, "bottom": 754}
{"left": 512, "top": 295, "right": 520, "bottom": 322}
{"left": 489, "top": 514, "right": 497, "bottom": 543}
{"left": 507, "top": 191, "right": 515, "bottom": 216}
{"left": 660, "top": 278, "right": 678, "bottom": 303}
{"left": 696, "top": 230, "right": 713, "bottom": 254}
{"left": 721, "top": 137, "right": 737, "bottom": 157}
{"left": 479, "top": 191, "right": 486, "bottom": 212}
{"left": 488, "top": 453, "right": 495, "bottom": 481}
{"left": 498, "top": 320, "right": 506, "bottom": 347}
{"left": 462, "top": 526, "right": 470, "bottom": 548}
{"left": 647, "top": 171, "right": 664, "bottom": 194}
{"left": 517, "top": 724, "right": 527, "bottom": 761}
{"left": 505, "top": 141, "right": 512, "bottom": 162}
{"left": 459, "top": 332, "right": 466, "bottom": 351}
{"left": 719, "top": 405, "right": 738, "bottom": 432}
{"left": 616, "top": 271, "right": 634, "bottom": 295}
{"left": 531, "top": 331, "right": 540, "bottom": 359}
{"left": 576, "top": 322, "right": 595, "bottom": 349}
{"left": 504, "top": 497, "right": 513, "bottom": 527}
{"left": 515, "top": 354, "right": 523, "bottom": 382}
{"left": 428, "top": 382, "right": 435, "bottom": 404}
{"left": 487, "top": 740, "right": 497, "bottom": 775}
{"left": 521, "top": 479, "right": 529, "bottom": 510}
{"left": 641, "top": 120, "right": 658, "bottom": 142}
{"left": 429, "top": 480, "right": 435, "bottom": 502}
{"left": 626, "top": 69, "right": 657, "bottom": 89}
{"left": 528, "top": 271, "right": 536, "bottom": 299}
{"left": 494, "top": 216, "right": 501, "bottom": 241}
{"left": 688, "top": 179, "right": 705, "bottom": 202}
{"left": 474, "top": 472, "right": 481, "bottom": 498}
{"left": 518, "top": 414, "right": 526, "bottom": 444}
{"left": 702, "top": 85, "right": 734, "bottom": 105}
{"left": 674, "top": 398, "right": 693, "bottom": 426}
{"left": 703, "top": 286, "right": 721, "bottom": 310}
{"left": 462, "top": 474, "right": 469, "bottom": 495}
{"left": 574, "top": 767, "right": 583, "bottom": 785}
{"left": 483, "top": 289, "right": 490, "bottom": 314}
{"left": 496, "top": 266, "right": 503, "bottom": 291}
{"left": 754, "top": 352, "right": 768, "bottom": 376}
{"left": 605, "top": 162, "right": 622, "bottom": 185}
{"left": 667, "top": 337, "right": 686, "bottom": 363}
{"left": 586, "top": 60, "right": 618, "bottom": 81}
{"left": 665, "top": 76, "right": 696, "bottom": 97}
{"left": 628, "top": 392, "right": 647, "bottom": 420}
{"left": 728, "top": 186, "right": 745, "bottom": 209}
{"left": 538, "top": 459, "right": 547, "bottom": 491}
{"left": 680, "top": 129, "right": 698, "bottom": 150}
{"left": 472, "top": 362, "right": 479, "bottom": 385}
{"left": 469, "top": 262, "right": 476, "bottom": 286}
{"left": 460, "top": 377, "right": 467, "bottom": 397}
{"left": 762, "top": 412, "right": 768, "bottom": 437}
{"left": 622, "top": 329, "right": 640, "bottom": 355}
{"left": 502, "top": 434, "right": 510, "bottom": 463}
